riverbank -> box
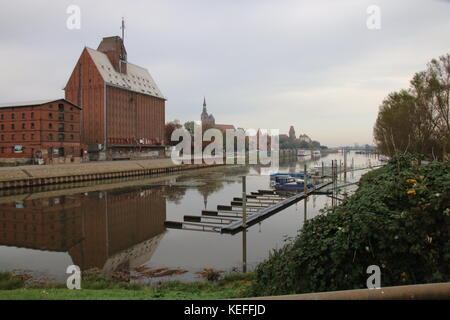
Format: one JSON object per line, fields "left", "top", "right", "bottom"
{"left": 0, "top": 158, "right": 224, "bottom": 189}
{"left": 0, "top": 271, "right": 254, "bottom": 300}
{"left": 249, "top": 155, "right": 450, "bottom": 297}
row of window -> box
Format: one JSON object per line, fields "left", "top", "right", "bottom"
{"left": 0, "top": 112, "right": 75, "bottom": 121}
{"left": 0, "top": 133, "right": 75, "bottom": 141}
{"left": 0, "top": 123, "right": 75, "bottom": 131}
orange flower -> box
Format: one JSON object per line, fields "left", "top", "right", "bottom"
{"left": 406, "top": 189, "right": 416, "bottom": 195}
{"left": 406, "top": 179, "right": 417, "bottom": 184}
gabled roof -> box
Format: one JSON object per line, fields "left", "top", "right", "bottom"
{"left": 0, "top": 98, "right": 81, "bottom": 109}
{"left": 215, "top": 124, "right": 235, "bottom": 130}
{"left": 85, "top": 47, "right": 165, "bottom": 100}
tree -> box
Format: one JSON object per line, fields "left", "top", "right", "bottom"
{"left": 165, "top": 121, "right": 182, "bottom": 146}
{"left": 184, "top": 121, "right": 195, "bottom": 135}
{"left": 373, "top": 53, "right": 450, "bottom": 160}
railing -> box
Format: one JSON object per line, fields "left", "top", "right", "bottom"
{"left": 245, "top": 282, "right": 450, "bottom": 300}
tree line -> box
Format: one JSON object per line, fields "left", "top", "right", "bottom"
{"left": 373, "top": 54, "right": 450, "bottom": 160}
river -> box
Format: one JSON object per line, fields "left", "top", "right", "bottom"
{"left": 0, "top": 151, "right": 382, "bottom": 283}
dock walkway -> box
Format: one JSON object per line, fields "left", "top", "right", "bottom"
{"left": 165, "top": 180, "right": 332, "bottom": 235}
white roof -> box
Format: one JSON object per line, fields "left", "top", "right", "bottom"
{"left": 86, "top": 47, "right": 165, "bottom": 100}
{"left": 0, "top": 99, "right": 64, "bottom": 109}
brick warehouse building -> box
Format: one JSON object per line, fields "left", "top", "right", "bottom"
{"left": 65, "top": 36, "right": 166, "bottom": 160}
{"left": 0, "top": 99, "right": 83, "bottom": 164}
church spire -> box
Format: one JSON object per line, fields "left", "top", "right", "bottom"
{"left": 203, "top": 96, "right": 207, "bottom": 108}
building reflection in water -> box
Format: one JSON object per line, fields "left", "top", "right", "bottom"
{"left": 0, "top": 186, "right": 166, "bottom": 276}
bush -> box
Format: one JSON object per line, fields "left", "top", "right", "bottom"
{"left": 249, "top": 155, "right": 450, "bottom": 296}
{"left": 0, "top": 272, "right": 26, "bottom": 290}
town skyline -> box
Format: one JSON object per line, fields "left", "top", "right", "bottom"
{"left": 1, "top": 0, "right": 450, "bottom": 147}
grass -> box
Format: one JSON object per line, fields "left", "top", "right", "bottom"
{"left": 0, "top": 271, "right": 255, "bottom": 300}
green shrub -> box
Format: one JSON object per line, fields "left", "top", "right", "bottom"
{"left": 0, "top": 272, "right": 26, "bottom": 290}
{"left": 250, "top": 155, "right": 450, "bottom": 297}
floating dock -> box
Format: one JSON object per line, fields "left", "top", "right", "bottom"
{"left": 164, "top": 180, "right": 332, "bottom": 235}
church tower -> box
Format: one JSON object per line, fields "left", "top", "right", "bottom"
{"left": 201, "top": 97, "right": 215, "bottom": 126}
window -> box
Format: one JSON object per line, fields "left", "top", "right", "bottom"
{"left": 11, "top": 113, "right": 15, "bottom": 120}
{"left": 58, "top": 103, "right": 64, "bottom": 112}
{"left": 48, "top": 123, "right": 53, "bottom": 129}
{"left": 70, "top": 125, "right": 74, "bottom": 131}
{"left": 58, "top": 123, "right": 65, "bottom": 132}
{"left": 31, "top": 123, "right": 35, "bottom": 129}
{"left": 0, "top": 114, "right": 3, "bottom": 120}
{"left": 58, "top": 133, "right": 65, "bottom": 141}
{"left": 22, "top": 123, "right": 26, "bottom": 129}
{"left": 70, "top": 115, "right": 74, "bottom": 121}
{"left": 21, "top": 113, "right": 25, "bottom": 119}
{"left": 49, "top": 113, "right": 53, "bottom": 119}
{"left": 11, "top": 124, "right": 15, "bottom": 130}
{"left": 31, "top": 134, "right": 34, "bottom": 140}
{"left": 0, "top": 124, "right": 3, "bottom": 130}
{"left": 31, "top": 112, "right": 34, "bottom": 119}
{"left": 70, "top": 134, "right": 74, "bottom": 140}
{"left": 58, "top": 113, "right": 64, "bottom": 120}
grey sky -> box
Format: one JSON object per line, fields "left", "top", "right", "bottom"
{"left": 1, "top": 0, "right": 449, "bottom": 146}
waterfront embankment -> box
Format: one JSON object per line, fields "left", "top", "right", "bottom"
{"left": 0, "top": 158, "right": 224, "bottom": 190}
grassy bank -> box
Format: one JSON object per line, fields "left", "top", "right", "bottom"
{"left": 0, "top": 271, "right": 254, "bottom": 300}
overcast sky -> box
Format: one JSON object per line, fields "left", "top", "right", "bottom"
{"left": 1, "top": 0, "right": 449, "bottom": 146}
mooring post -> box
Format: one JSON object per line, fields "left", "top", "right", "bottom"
{"left": 321, "top": 161, "right": 324, "bottom": 177}
{"left": 304, "top": 164, "right": 308, "bottom": 195}
{"left": 304, "top": 164, "right": 308, "bottom": 221}
{"left": 242, "top": 176, "right": 247, "bottom": 273}
{"left": 344, "top": 148, "right": 347, "bottom": 182}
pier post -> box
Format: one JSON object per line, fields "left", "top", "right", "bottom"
{"left": 242, "top": 176, "right": 247, "bottom": 273}
{"left": 321, "top": 161, "right": 324, "bottom": 177}
{"left": 344, "top": 149, "right": 347, "bottom": 182}
{"left": 304, "top": 164, "right": 308, "bottom": 221}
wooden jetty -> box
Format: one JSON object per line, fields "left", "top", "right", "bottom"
{"left": 164, "top": 180, "right": 332, "bottom": 235}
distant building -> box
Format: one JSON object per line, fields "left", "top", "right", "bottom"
{"left": 215, "top": 124, "right": 236, "bottom": 131}
{"left": 200, "top": 97, "right": 215, "bottom": 126}
{"left": 0, "top": 99, "right": 83, "bottom": 164}
{"left": 289, "top": 126, "right": 296, "bottom": 140}
{"left": 65, "top": 36, "right": 166, "bottom": 160}
{"left": 200, "top": 97, "right": 235, "bottom": 130}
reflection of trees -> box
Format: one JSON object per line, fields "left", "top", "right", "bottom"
{"left": 162, "top": 185, "right": 187, "bottom": 204}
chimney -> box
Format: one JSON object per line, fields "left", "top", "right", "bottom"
{"left": 97, "top": 36, "right": 127, "bottom": 74}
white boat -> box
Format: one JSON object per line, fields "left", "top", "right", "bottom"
{"left": 312, "top": 150, "right": 321, "bottom": 157}
{"left": 297, "top": 149, "right": 310, "bottom": 156}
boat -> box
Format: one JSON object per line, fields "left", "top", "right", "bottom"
{"left": 273, "top": 179, "right": 315, "bottom": 191}
{"left": 270, "top": 173, "right": 311, "bottom": 183}
{"left": 297, "top": 149, "right": 310, "bottom": 157}
{"left": 312, "top": 150, "right": 321, "bottom": 157}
